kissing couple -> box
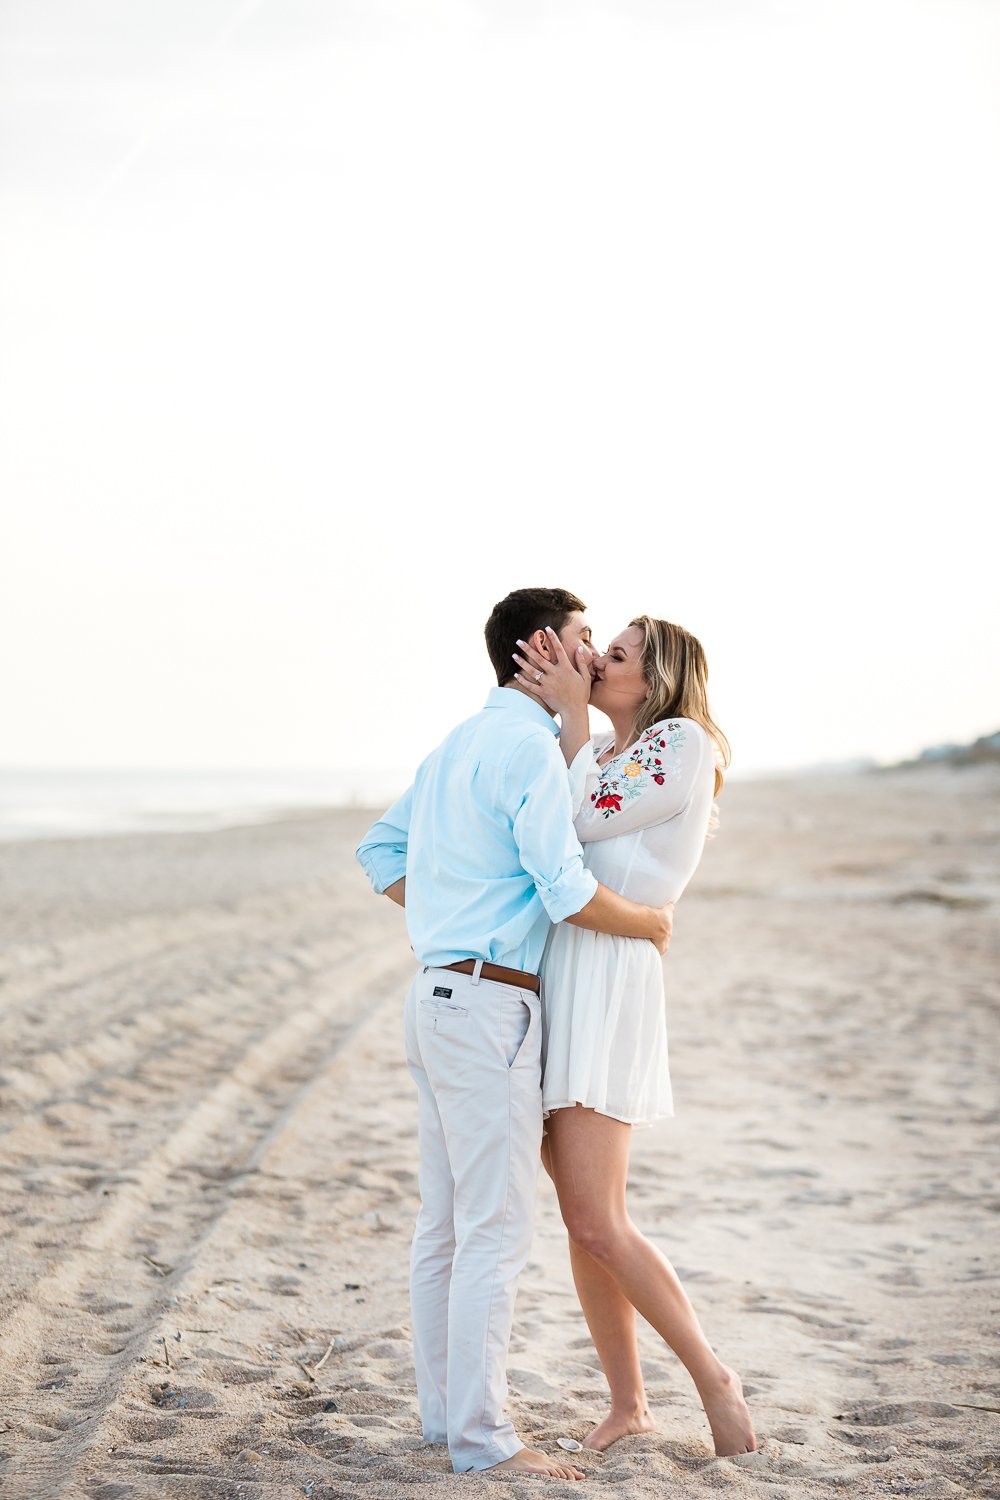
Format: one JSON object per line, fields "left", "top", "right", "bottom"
{"left": 357, "top": 586, "right": 757, "bottom": 1479}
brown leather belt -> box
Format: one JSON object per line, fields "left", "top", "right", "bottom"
{"left": 439, "top": 959, "right": 540, "bottom": 994}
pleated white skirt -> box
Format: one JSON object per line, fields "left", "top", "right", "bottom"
{"left": 539, "top": 923, "right": 674, "bottom": 1128}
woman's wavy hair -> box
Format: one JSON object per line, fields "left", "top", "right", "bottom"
{"left": 628, "top": 615, "right": 731, "bottom": 800}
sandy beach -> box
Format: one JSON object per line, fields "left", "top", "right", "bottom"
{"left": 1, "top": 764, "right": 998, "bottom": 1500}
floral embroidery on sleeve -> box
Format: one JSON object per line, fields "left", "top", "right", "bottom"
{"left": 590, "top": 722, "right": 687, "bottom": 818}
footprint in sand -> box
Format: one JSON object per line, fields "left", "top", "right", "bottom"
{"left": 207, "top": 1362, "right": 272, "bottom": 1387}
{"left": 507, "top": 1366, "right": 564, "bottom": 1400}
{"left": 119, "top": 1413, "right": 181, "bottom": 1443}
{"left": 834, "top": 1425, "right": 897, "bottom": 1450}
{"left": 876, "top": 1255, "right": 923, "bottom": 1284}
{"left": 148, "top": 1380, "right": 220, "bottom": 1411}
{"left": 838, "top": 1401, "right": 960, "bottom": 1425}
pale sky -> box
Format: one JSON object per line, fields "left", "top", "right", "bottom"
{"left": 2, "top": 0, "right": 997, "bottom": 778}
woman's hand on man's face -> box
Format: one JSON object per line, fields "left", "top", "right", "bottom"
{"left": 512, "top": 626, "right": 593, "bottom": 716}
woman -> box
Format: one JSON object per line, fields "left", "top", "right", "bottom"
{"left": 512, "top": 616, "right": 757, "bottom": 1458}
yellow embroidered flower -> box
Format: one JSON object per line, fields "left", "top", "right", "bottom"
{"left": 623, "top": 761, "right": 643, "bottom": 778}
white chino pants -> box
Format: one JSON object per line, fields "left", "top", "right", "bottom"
{"left": 403, "top": 961, "right": 543, "bottom": 1473}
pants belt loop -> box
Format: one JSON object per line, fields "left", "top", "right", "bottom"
{"left": 471, "top": 959, "right": 484, "bottom": 985}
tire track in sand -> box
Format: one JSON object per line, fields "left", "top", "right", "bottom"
{"left": 0, "top": 942, "right": 414, "bottom": 1499}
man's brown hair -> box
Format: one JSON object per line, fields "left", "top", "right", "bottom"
{"left": 484, "top": 587, "right": 587, "bottom": 686}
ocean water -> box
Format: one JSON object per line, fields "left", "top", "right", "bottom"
{"left": 0, "top": 768, "right": 410, "bottom": 842}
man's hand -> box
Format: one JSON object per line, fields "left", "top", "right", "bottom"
{"left": 567, "top": 886, "right": 675, "bottom": 951}
{"left": 651, "top": 901, "right": 675, "bottom": 955}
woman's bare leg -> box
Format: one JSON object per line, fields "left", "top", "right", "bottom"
{"left": 566, "top": 1237, "right": 657, "bottom": 1448}
{"left": 546, "top": 1106, "right": 756, "bottom": 1457}
{"left": 542, "top": 1124, "right": 655, "bottom": 1445}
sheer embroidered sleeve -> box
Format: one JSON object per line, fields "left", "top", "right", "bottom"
{"left": 567, "top": 719, "right": 710, "bottom": 844}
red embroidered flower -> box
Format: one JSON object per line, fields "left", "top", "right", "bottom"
{"left": 595, "top": 792, "right": 623, "bottom": 813}
{"left": 652, "top": 774, "right": 665, "bottom": 785}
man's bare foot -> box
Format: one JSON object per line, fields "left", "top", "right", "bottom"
{"left": 582, "top": 1405, "right": 657, "bottom": 1451}
{"left": 701, "top": 1365, "right": 757, "bottom": 1456}
{"left": 487, "top": 1446, "right": 586, "bottom": 1480}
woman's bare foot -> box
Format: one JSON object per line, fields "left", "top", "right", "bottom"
{"left": 487, "top": 1446, "right": 586, "bottom": 1480}
{"left": 700, "top": 1365, "right": 757, "bottom": 1456}
{"left": 582, "top": 1404, "right": 657, "bottom": 1451}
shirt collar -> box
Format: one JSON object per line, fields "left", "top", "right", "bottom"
{"left": 483, "top": 685, "right": 559, "bottom": 737}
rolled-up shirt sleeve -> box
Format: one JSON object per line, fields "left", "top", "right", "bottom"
{"left": 355, "top": 784, "right": 413, "bottom": 895}
{"left": 504, "top": 733, "right": 599, "bottom": 923}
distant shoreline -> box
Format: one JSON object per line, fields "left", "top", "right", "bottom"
{"left": 1, "top": 757, "right": 996, "bottom": 846}
{"left": 0, "top": 767, "right": 407, "bottom": 844}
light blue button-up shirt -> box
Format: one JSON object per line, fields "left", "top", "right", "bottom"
{"left": 355, "top": 687, "right": 599, "bottom": 971}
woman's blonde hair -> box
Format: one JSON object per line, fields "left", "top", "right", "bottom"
{"left": 628, "top": 616, "right": 731, "bottom": 799}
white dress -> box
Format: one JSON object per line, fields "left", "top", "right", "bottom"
{"left": 540, "top": 715, "right": 717, "bottom": 1127}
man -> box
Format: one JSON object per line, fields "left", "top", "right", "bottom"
{"left": 355, "top": 587, "right": 674, "bottom": 1480}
